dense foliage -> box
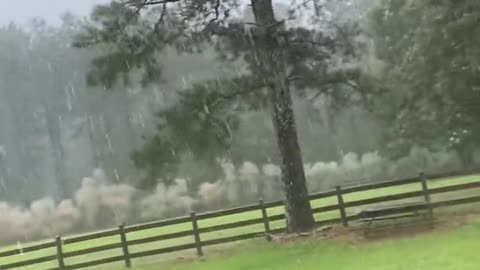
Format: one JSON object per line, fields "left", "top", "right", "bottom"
{"left": 365, "top": 0, "right": 480, "bottom": 165}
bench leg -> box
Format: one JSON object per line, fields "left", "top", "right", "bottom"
{"left": 364, "top": 227, "right": 370, "bottom": 238}
{"left": 364, "top": 219, "right": 373, "bottom": 238}
{"left": 427, "top": 214, "right": 435, "bottom": 229}
{"left": 421, "top": 212, "right": 434, "bottom": 229}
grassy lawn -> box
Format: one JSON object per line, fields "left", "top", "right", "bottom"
{"left": 145, "top": 217, "right": 480, "bottom": 270}
{"left": 1, "top": 174, "right": 479, "bottom": 270}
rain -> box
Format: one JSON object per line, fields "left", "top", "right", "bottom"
{"left": 0, "top": 1, "right": 480, "bottom": 270}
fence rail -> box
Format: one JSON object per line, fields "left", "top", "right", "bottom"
{"left": 1, "top": 169, "right": 480, "bottom": 270}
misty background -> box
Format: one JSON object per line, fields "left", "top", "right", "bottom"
{"left": 0, "top": 0, "right": 478, "bottom": 244}
{"left": 0, "top": 0, "right": 110, "bottom": 26}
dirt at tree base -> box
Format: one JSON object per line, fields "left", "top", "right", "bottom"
{"left": 271, "top": 209, "right": 480, "bottom": 246}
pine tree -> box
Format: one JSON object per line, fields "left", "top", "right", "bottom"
{"left": 74, "top": 0, "right": 359, "bottom": 232}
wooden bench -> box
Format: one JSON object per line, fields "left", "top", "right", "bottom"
{"left": 357, "top": 202, "right": 433, "bottom": 236}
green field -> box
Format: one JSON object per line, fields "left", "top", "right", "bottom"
{"left": 147, "top": 216, "right": 480, "bottom": 270}
{"left": 1, "top": 174, "right": 480, "bottom": 270}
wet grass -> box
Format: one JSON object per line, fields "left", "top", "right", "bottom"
{"left": 144, "top": 217, "right": 480, "bottom": 270}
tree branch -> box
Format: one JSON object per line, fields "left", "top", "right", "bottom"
{"left": 152, "top": 0, "right": 168, "bottom": 33}
{"left": 210, "top": 0, "right": 221, "bottom": 23}
{"left": 289, "top": 38, "right": 335, "bottom": 48}
{"left": 140, "top": 0, "right": 181, "bottom": 6}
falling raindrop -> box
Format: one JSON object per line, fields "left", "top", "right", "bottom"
{"left": 65, "top": 86, "right": 73, "bottom": 112}
{"left": 105, "top": 132, "right": 113, "bottom": 153}
{"left": 153, "top": 89, "right": 162, "bottom": 104}
{"left": 16, "top": 241, "right": 23, "bottom": 255}
{"left": 70, "top": 85, "right": 76, "bottom": 99}
{"left": 58, "top": 115, "right": 64, "bottom": 130}
{"left": 139, "top": 113, "right": 146, "bottom": 128}
{"left": 181, "top": 76, "right": 188, "bottom": 88}
{"left": 0, "top": 177, "right": 6, "bottom": 191}
{"left": 114, "top": 168, "right": 120, "bottom": 182}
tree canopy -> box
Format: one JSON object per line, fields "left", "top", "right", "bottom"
{"left": 75, "top": 0, "right": 361, "bottom": 185}
{"left": 365, "top": 0, "right": 480, "bottom": 165}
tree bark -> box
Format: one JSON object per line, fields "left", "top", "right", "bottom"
{"left": 251, "top": 0, "right": 315, "bottom": 233}
{"left": 456, "top": 143, "right": 475, "bottom": 169}
{"left": 44, "top": 103, "right": 67, "bottom": 200}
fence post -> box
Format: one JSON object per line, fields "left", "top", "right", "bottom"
{"left": 419, "top": 172, "right": 434, "bottom": 224}
{"left": 55, "top": 236, "right": 65, "bottom": 270}
{"left": 119, "top": 224, "right": 131, "bottom": 268}
{"left": 259, "top": 199, "right": 272, "bottom": 241}
{"left": 336, "top": 185, "right": 348, "bottom": 227}
{"left": 190, "top": 212, "right": 203, "bottom": 257}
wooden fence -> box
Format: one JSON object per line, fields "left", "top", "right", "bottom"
{"left": 1, "top": 169, "right": 480, "bottom": 270}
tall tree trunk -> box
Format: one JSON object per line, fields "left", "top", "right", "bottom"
{"left": 251, "top": 0, "right": 315, "bottom": 233}
{"left": 456, "top": 143, "right": 475, "bottom": 169}
{"left": 0, "top": 152, "right": 7, "bottom": 197}
{"left": 2, "top": 62, "right": 33, "bottom": 201}
{"left": 87, "top": 114, "right": 101, "bottom": 168}
{"left": 44, "top": 103, "right": 67, "bottom": 200}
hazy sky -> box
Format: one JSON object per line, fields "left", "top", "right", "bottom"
{"left": 0, "top": 0, "right": 309, "bottom": 27}
{"left": 0, "top": 0, "right": 109, "bottom": 26}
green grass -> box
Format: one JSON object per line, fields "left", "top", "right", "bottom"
{"left": 1, "top": 174, "right": 479, "bottom": 270}
{"left": 145, "top": 217, "right": 480, "bottom": 270}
